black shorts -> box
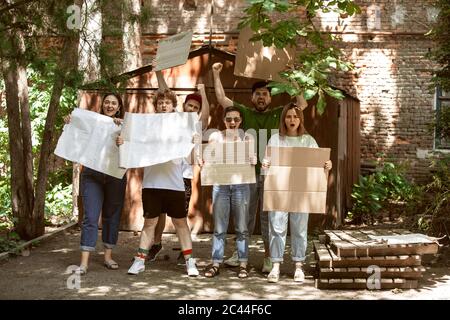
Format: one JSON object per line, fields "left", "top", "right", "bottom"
{"left": 142, "top": 188, "right": 186, "bottom": 219}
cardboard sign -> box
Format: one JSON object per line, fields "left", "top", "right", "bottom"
{"left": 234, "top": 26, "right": 295, "bottom": 81}
{"left": 201, "top": 140, "right": 256, "bottom": 186}
{"left": 263, "top": 147, "right": 330, "bottom": 214}
{"left": 154, "top": 31, "right": 193, "bottom": 71}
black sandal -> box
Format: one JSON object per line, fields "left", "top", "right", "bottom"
{"left": 238, "top": 266, "right": 249, "bottom": 278}
{"left": 204, "top": 265, "right": 220, "bottom": 278}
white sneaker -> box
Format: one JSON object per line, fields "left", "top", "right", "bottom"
{"left": 186, "top": 258, "right": 199, "bottom": 277}
{"left": 262, "top": 257, "right": 272, "bottom": 273}
{"left": 267, "top": 269, "right": 280, "bottom": 283}
{"left": 224, "top": 251, "right": 239, "bottom": 267}
{"left": 128, "top": 257, "right": 145, "bottom": 275}
{"left": 294, "top": 267, "right": 305, "bottom": 282}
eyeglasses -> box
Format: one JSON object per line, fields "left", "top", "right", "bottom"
{"left": 225, "top": 117, "right": 241, "bottom": 123}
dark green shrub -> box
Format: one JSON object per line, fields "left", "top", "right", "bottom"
{"left": 348, "top": 160, "right": 418, "bottom": 224}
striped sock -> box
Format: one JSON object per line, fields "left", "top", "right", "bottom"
{"left": 136, "top": 248, "right": 149, "bottom": 260}
{"left": 182, "top": 249, "right": 193, "bottom": 260}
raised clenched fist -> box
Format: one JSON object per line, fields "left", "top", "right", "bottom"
{"left": 212, "top": 62, "right": 223, "bottom": 73}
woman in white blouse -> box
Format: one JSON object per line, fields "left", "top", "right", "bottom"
{"left": 262, "top": 103, "right": 332, "bottom": 283}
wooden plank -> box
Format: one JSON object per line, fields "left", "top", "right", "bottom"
{"left": 318, "top": 268, "right": 424, "bottom": 279}
{"left": 0, "top": 222, "right": 78, "bottom": 261}
{"left": 321, "top": 227, "right": 437, "bottom": 258}
{"left": 316, "top": 244, "right": 422, "bottom": 268}
{"left": 313, "top": 240, "right": 332, "bottom": 262}
{"left": 315, "top": 278, "right": 418, "bottom": 290}
{"left": 326, "top": 230, "right": 358, "bottom": 257}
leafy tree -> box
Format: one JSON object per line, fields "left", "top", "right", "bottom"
{"left": 427, "top": 0, "right": 450, "bottom": 91}
{"left": 239, "top": 0, "right": 361, "bottom": 114}
{"left": 0, "top": 0, "right": 82, "bottom": 240}
{"left": 0, "top": 0, "right": 151, "bottom": 240}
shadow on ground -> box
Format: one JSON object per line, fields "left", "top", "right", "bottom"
{"left": 0, "top": 228, "right": 449, "bottom": 300}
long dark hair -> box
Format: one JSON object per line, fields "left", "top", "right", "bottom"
{"left": 279, "top": 102, "right": 306, "bottom": 137}
{"left": 101, "top": 93, "right": 125, "bottom": 118}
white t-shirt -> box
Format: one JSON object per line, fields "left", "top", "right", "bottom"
{"left": 142, "top": 159, "right": 190, "bottom": 191}
{"left": 208, "top": 129, "right": 253, "bottom": 143}
{"left": 267, "top": 133, "right": 319, "bottom": 148}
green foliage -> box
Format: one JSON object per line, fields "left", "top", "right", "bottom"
{"left": 348, "top": 159, "right": 418, "bottom": 224}
{"left": 0, "top": 78, "right": 12, "bottom": 232}
{"left": 426, "top": 0, "right": 450, "bottom": 91}
{"left": 0, "top": 232, "right": 24, "bottom": 254}
{"left": 239, "top": 0, "right": 360, "bottom": 114}
{"left": 414, "top": 155, "right": 450, "bottom": 237}
{"left": 0, "top": 65, "right": 76, "bottom": 233}
{"left": 434, "top": 105, "right": 450, "bottom": 148}
{"left": 45, "top": 183, "right": 73, "bottom": 226}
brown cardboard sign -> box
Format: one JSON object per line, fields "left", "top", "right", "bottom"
{"left": 266, "top": 146, "right": 331, "bottom": 167}
{"left": 264, "top": 191, "right": 328, "bottom": 214}
{"left": 234, "top": 26, "right": 295, "bottom": 82}
{"left": 263, "top": 146, "right": 331, "bottom": 214}
{"left": 264, "top": 166, "right": 328, "bottom": 192}
{"left": 201, "top": 140, "right": 256, "bottom": 186}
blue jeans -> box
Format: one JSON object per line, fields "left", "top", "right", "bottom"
{"left": 211, "top": 184, "right": 250, "bottom": 263}
{"left": 248, "top": 176, "right": 269, "bottom": 244}
{"left": 268, "top": 211, "right": 309, "bottom": 262}
{"left": 80, "top": 167, "right": 127, "bottom": 252}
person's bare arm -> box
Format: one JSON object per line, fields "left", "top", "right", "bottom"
{"left": 212, "top": 62, "right": 233, "bottom": 108}
{"left": 197, "top": 84, "right": 210, "bottom": 130}
{"left": 152, "top": 58, "right": 169, "bottom": 92}
{"left": 295, "top": 93, "right": 308, "bottom": 110}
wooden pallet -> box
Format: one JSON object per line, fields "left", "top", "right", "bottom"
{"left": 313, "top": 241, "right": 422, "bottom": 268}
{"left": 325, "top": 229, "right": 439, "bottom": 257}
{"left": 315, "top": 278, "right": 419, "bottom": 290}
{"left": 318, "top": 266, "right": 425, "bottom": 279}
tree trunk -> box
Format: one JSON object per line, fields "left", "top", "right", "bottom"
{"left": 1, "top": 29, "right": 36, "bottom": 240}
{"left": 122, "top": 0, "right": 142, "bottom": 72}
{"left": 73, "top": 0, "right": 102, "bottom": 222}
{"left": 78, "top": 0, "right": 102, "bottom": 83}
{"left": 34, "top": 0, "right": 82, "bottom": 235}
{"left": 34, "top": 35, "right": 80, "bottom": 235}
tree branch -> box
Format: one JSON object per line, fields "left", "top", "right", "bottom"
{"left": 0, "top": 0, "right": 40, "bottom": 15}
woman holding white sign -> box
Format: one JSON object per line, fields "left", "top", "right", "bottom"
{"left": 262, "top": 103, "right": 332, "bottom": 283}
{"left": 65, "top": 93, "right": 127, "bottom": 275}
{"left": 202, "top": 106, "right": 257, "bottom": 279}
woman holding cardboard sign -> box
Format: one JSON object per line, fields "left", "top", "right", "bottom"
{"left": 262, "top": 103, "right": 332, "bottom": 283}
{"left": 201, "top": 106, "right": 257, "bottom": 279}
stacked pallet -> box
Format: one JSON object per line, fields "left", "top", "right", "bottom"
{"left": 314, "top": 229, "right": 439, "bottom": 290}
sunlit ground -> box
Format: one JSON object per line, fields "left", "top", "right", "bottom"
{"left": 0, "top": 229, "right": 449, "bottom": 300}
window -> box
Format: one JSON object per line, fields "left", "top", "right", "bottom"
{"left": 435, "top": 87, "right": 450, "bottom": 150}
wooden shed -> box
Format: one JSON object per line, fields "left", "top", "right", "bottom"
{"left": 78, "top": 46, "right": 360, "bottom": 233}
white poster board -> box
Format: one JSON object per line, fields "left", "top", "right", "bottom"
{"left": 54, "top": 108, "right": 126, "bottom": 179}
{"left": 119, "top": 112, "right": 199, "bottom": 169}
{"left": 154, "top": 30, "right": 193, "bottom": 71}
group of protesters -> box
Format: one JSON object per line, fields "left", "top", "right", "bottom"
{"left": 67, "top": 61, "right": 331, "bottom": 283}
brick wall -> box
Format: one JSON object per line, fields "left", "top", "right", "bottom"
{"left": 125, "top": 0, "right": 439, "bottom": 182}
